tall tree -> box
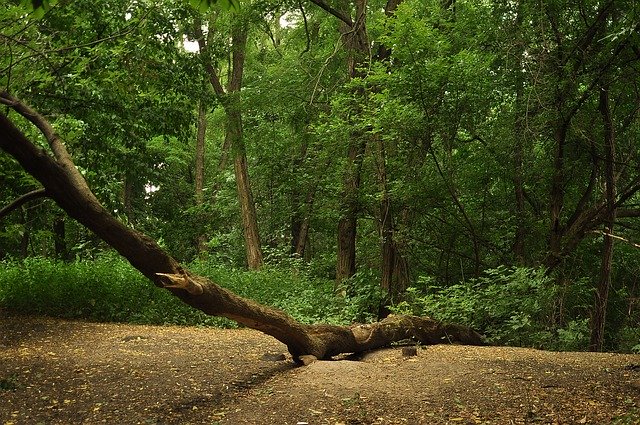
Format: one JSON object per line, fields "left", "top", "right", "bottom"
{"left": 194, "top": 98, "right": 208, "bottom": 254}
{"left": 195, "top": 13, "right": 264, "bottom": 269}
{"left": 589, "top": 85, "right": 617, "bottom": 351}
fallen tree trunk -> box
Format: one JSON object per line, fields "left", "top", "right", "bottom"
{"left": 0, "top": 92, "right": 484, "bottom": 361}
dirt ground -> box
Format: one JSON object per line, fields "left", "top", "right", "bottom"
{"left": 1, "top": 314, "right": 639, "bottom": 424}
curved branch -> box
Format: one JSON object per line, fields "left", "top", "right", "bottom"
{"left": 0, "top": 188, "right": 48, "bottom": 221}
{"left": 308, "top": 0, "right": 353, "bottom": 26}
{"left": 0, "top": 91, "right": 93, "bottom": 195}
{"left": 298, "top": 0, "right": 311, "bottom": 56}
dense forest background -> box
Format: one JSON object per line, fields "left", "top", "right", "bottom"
{"left": 1, "top": 0, "right": 639, "bottom": 352}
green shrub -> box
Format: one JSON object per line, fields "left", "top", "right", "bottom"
{"left": 390, "top": 266, "right": 593, "bottom": 350}
{"left": 0, "top": 256, "right": 379, "bottom": 327}
{"left": 0, "top": 255, "right": 231, "bottom": 326}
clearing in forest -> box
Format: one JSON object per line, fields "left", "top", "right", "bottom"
{"left": 1, "top": 315, "right": 639, "bottom": 424}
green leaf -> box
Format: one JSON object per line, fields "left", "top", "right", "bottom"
{"left": 188, "top": 0, "right": 239, "bottom": 12}
{"left": 21, "top": 0, "right": 57, "bottom": 18}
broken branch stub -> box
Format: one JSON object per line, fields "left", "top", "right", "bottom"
{"left": 156, "top": 272, "right": 204, "bottom": 295}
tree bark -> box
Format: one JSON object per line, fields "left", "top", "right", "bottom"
{"left": 53, "top": 213, "right": 68, "bottom": 261}
{"left": 195, "top": 101, "right": 207, "bottom": 206}
{"left": 197, "top": 18, "right": 264, "bottom": 269}
{"left": 511, "top": 1, "right": 526, "bottom": 265}
{"left": 375, "top": 137, "right": 408, "bottom": 298}
{"left": 0, "top": 95, "right": 484, "bottom": 361}
{"left": 336, "top": 139, "right": 365, "bottom": 282}
{"left": 195, "top": 100, "right": 207, "bottom": 254}
{"left": 589, "top": 85, "right": 616, "bottom": 352}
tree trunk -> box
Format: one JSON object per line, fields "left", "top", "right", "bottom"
{"left": 122, "top": 174, "right": 136, "bottom": 226}
{"left": 195, "top": 100, "right": 207, "bottom": 254}
{"left": 292, "top": 188, "right": 315, "bottom": 259}
{"left": 0, "top": 94, "right": 484, "bottom": 361}
{"left": 195, "top": 101, "right": 206, "bottom": 206}
{"left": 547, "top": 118, "right": 569, "bottom": 269}
{"left": 334, "top": 0, "right": 369, "bottom": 284}
{"left": 197, "top": 18, "right": 263, "bottom": 269}
{"left": 589, "top": 85, "right": 616, "bottom": 352}
{"left": 336, "top": 139, "right": 365, "bottom": 282}
{"left": 19, "top": 207, "right": 30, "bottom": 259}
{"left": 53, "top": 213, "right": 68, "bottom": 261}
{"left": 232, "top": 124, "right": 264, "bottom": 270}
{"left": 375, "top": 137, "right": 408, "bottom": 298}
{"left": 512, "top": 3, "right": 526, "bottom": 265}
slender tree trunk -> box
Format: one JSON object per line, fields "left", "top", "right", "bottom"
{"left": 589, "top": 85, "right": 616, "bottom": 351}
{"left": 547, "top": 118, "right": 568, "bottom": 269}
{"left": 375, "top": 137, "right": 408, "bottom": 298}
{"left": 195, "top": 100, "right": 207, "bottom": 254}
{"left": 336, "top": 139, "right": 365, "bottom": 282}
{"left": 196, "top": 18, "right": 263, "bottom": 269}
{"left": 19, "top": 207, "right": 30, "bottom": 259}
{"left": 335, "top": 0, "right": 368, "bottom": 283}
{"left": 512, "top": 3, "right": 526, "bottom": 265}
{"left": 53, "top": 213, "right": 68, "bottom": 261}
{"left": 122, "top": 174, "right": 135, "bottom": 226}
{"left": 293, "top": 188, "right": 315, "bottom": 258}
{"left": 225, "top": 25, "right": 264, "bottom": 270}
{"left": 231, "top": 119, "right": 264, "bottom": 269}
{"left": 291, "top": 141, "right": 309, "bottom": 256}
{"left": 195, "top": 101, "right": 207, "bottom": 206}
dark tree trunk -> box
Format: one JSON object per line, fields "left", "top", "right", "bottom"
{"left": 589, "top": 86, "right": 616, "bottom": 352}
{"left": 292, "top": 188, "right": 315, "bottom": 259}
{"left": 336, "top": 140, "right": 365, "bottom": 282}
{"left": 334, "top": 0, "right": 369, "bottom": 284}
{"left": 19, "top": 208, "right": 30, "bottom": 259}
{"left": 232, "top": 127, "right": 264, "bottom": 269}
{"left": 375, "top": 137, "right": 408, "bottom": 297}
{"left": 0, "top": 93, "right": 484, "bottom": 362}
{"left": 547, "top": 119, "right": 568, "bottom": 270}
{"left": 122, "top": 174, "right": 135, "bottom": 226}
{"left": 512, "top": 3, "right": 527, "bottom": 265}
{"left": 53, "top": 213, "right": 68, "bottom": 261}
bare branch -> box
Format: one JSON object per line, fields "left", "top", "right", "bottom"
{"left": 590, "top": 230, "right": 640, "bottom": 249}
{"left": 617, "top": 208, "right": 640, "bottom": 218}
{"left": 299, "top": 0, "right": 311, "bottom": 56}
{"left": 0, "top": 91, "right": 93, "bottom": 195}
{"left": 0, "top": 188, "right": 48, "bottom": 221}
{"left": 308, "top": 0, "right": 353, "bottom": 26}
{"left": 194, "top": 17, "right": 226, "bottom": 98}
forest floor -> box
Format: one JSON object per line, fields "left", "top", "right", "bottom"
{"left": 1, "top": 314, "right": 639, "bottom": 425}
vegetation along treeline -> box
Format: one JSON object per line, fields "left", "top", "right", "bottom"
{"left": 1, "top": 0, "right": 639, "bottom": 353}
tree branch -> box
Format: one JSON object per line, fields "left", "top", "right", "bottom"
{"left": 0, "top": 91, "right": 93, "bottom": 195}
{"left": 308, "top": 0, "right": 353, "bottom": 26}
{"left": 0, "top": 188, "right": 48, "bottom": 221}
{"left": 193, "top": 17, "right": 226, "bottom": 98}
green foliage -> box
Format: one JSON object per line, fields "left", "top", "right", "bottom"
{"left": 390, "top": 267, "right": 595, "bottom": 350}
{"left": 21, "top": 0, "right": 57, "bottom": 18}
{"left": 189, "top": 0, "right": 240, "bottom": 12}
{"left": 0, "top": 257, "right": 381, "bottom": 326}
{"left": 0, "top": 256, "right": 231, "bottom": 327}
{"left": 3, "top": 0, "right": 640, "bottom": 354}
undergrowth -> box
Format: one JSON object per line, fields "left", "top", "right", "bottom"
{"left": 0, "top": 255, "right": 378, "bottom": 327}
{"left": 1, "top": 258, "right": 638, "bottom": 352}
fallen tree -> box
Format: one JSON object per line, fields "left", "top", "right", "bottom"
{"left": 0, "top": 92, "right": 484, "bottom": 361}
